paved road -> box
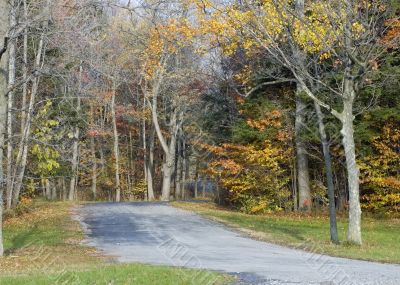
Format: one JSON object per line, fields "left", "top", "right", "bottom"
{"left": 76, "top": 202, "right": 400, "bottom": 285}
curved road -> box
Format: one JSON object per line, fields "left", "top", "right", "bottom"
{"left": 76, "top": 202, "right": 400, "bottom": 285}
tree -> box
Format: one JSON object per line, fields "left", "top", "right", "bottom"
{"left": 199, "top": 0, "right": 397, "bottom": 245}
{"left": 0, "top": 0, "right": 9, "bottom": 257}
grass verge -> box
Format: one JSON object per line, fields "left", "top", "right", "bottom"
{"left": 0, "top": 201, "right": 230, "bottom": 285}
{"left": 172, "top": 201, "right": 400, "bottom": 264}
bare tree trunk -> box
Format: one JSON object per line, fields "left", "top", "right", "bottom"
{"left": 293, "top": 0, "right": 312, "bottom": 212}
{"left": 90, "top": 105, "right": 97, "bottom": 200}
{"left": 149, "top": 84, "right": 182, "bottom": 201}
{"left": 292, "top": 159, "right": 298, "bottom": 211}
{"left": 202, "top": 177, "right": 206, "bottom": 198}
{"left": 91, "top": 133, "right": 97, "bottom": 200}
{"left": 21, "top": 0, "right": 28, "bottom": 133}
{"left": 295, "top": 90, "right": 311, "bottom": 211}
{"left": 160, "top": 108, "right": 181, "bottom": 201}
{"left": 342, "top": 80, "right": 362, "bottom": 245}
{"left": 69, "top": 96, "right": 81, "bottom": 201}
{"left": 12, "top": 31, "right": 45, "bottom": 207}
{"left": 143, "top": 96, "right": 155, "bottom": 202}
{"left": 142, "top": 95, "right": 148, "bottom": 188}
{"left": 146, "top": 127, "right": 155, "bottom": 200}
{"left": 69, "top": 63, "right": 84, "bottom": 201}
{"left": 128, "top": 133, "right": 132, "bottom": 193}
{"left": 181, "top": 139, "right": 188, "bottom": 200}
{"left": 175, "top": 138, "right": 182, "bottom": 200}
{"left": 9, "top": 0, "right": 27, "bottom": 211}
{"left": 45, "top": 179, "right": 51, "bottom": 199}
{"left": 314, "top": 102, "right": 339, "bottom": 244}
{"left": 62, "top": 177, "right": 67, "bottom": 201}
{"left": 341, "top": 4, "right": 362, "bottom": 245}
{"left": 5, "top": 0, "right": 16, "bottom": 210}
{"left": 161, "top": 143, "right": 176, "bottom": 201}
{"left": 5, "top": 0, "right": 16, "bottom": 209}
{"left": 0, "top": 187, "right": 3, "bottom": 256}
{"left": 111, "top": 82, "right": 121, "bottom": 202}
{"left": 194, "top": 161, "right": 199, "bottom": 199}
{"left": 0, "top": 0, "right": 10, "bottom": 257}
{"left": 51, "top": 179, "right": 57, "bottom": 200}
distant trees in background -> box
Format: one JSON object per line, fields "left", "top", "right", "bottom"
{"left": 0, "top": 0, "right": 399, "bottom": 253}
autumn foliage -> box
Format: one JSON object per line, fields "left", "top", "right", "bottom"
{"left": 203, "top": 105, "right": 294, "bottom": 214}
{"left": 360, "top": 122, "right": 400, "bottom": 214}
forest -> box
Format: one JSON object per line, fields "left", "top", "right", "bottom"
{"left": 0, "top": 0, "right": 399, "bottom": 262}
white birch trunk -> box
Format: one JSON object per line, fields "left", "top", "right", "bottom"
{"left": 341, "top": 2, "right": 362, "bottom": 245}
{"left": 5, "top": 0, "right": 16, "bottom": 210}
{"left": 90, "top": 105, "right": 97, "bottom": 199}
{"left": 342, "top": 81, "right": 362, "bottom": 245}
{"left": 21, "top": 0, "right": 28, "bottom": 133}
{"left": 69, "top": 97, "right": 81, "bottom": 201}
{"left": 111, "top": 82, "right": 121, "bottom": 202}
{"left": 91, "top": 131, "right": 97, "bottom": 200}
{"left": 0, "top": 0, "right": 10, "bottom": 257}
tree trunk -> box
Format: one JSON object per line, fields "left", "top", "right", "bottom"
{"left": 149, "top": 83, "right": 182, "bottom": 201}
{"left": 341, "top": 89, "right": 362, "bottom": 245}
{"left": 146, "top": 127, "right": 155, "bottom": 200}
{"left": 69, "top": 97, "right": 81, "bottom": 201}
{"left": 69, "top": 64, "right": 83, "bottom": 201}
{"left": 314, "top": 102, "right": 339, "bottom": 244}
{"left": 111, "top": 82, "right": 121, "bottom": 202}
{"left": 51, "top": 180, "right": 57, "bottom": 200}
{"left": 127, "top": 132, "right": 135, "bottom": 196}
{"left": 142, "top": 94, "right": 148, "bottom": 194}
{"left": 202, "top": 177, "right": 206, "bottom": 198}
{"left": 91, "top": 133, "right": 97, "bottom": 200}
{"left": 12, "top": 32, "right": 45, "bottom": 207}
{"left": 62, "top": 177, "right": 67, "bottom": 201}
{"left": 45, "top": 179, "right": 51, "bottom": 200}
{"left": 5, "top": 0, "right": 16, "bottom": 210}
{"left": 292, "top": 159, "right": 298, "bottom": 211}
{"left": 9, "top": 0, "right": 27, "bottom": 211}
{"left": 161, "top": 128, "right": 178, "bottom": 201}
{"left": 293, "top": 0, "right": 312, "bottom": 212}
{"left": 341, "top": 4, "right": 362, "bottom": 245}
{"left": 161, "top": 155, "right": 174, "bottom": 201}
{"left": 21, "top": 0, "right": 28, "bottom": 133}
{"left": 0, "top": 189, "right": 3, "bottom": 256}
{"left": 181, "top": 141, "right": 188, "bottom": 200}
{"left": 295, "top": 88, "right": 312, "bottom": 211}
{"left": 175, "top": 139, "right": 182, "bottom": 200}
{"left": 194, "top": 162, "right": 199, "bottom": 199}
{"left": 90, "top": 105, "right": 97, "bottom": 200}
{"left": 0, "top": 0, "right": 10, "bottom": 257}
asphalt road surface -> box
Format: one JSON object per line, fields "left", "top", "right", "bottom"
{"left": 76, "top": 202, "right": 400, "bottom": 285}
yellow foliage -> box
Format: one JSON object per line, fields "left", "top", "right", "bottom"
{"left": 360, "top": 122, "right": 400, "bottom": 213}
{"left": 202, "top": 109, "right": 293, "bottom": 213}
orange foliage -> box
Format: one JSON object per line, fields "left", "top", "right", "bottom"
{"left": 383, "top": 18, "right": 400, "bottom": 48}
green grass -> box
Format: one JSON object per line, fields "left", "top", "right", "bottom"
{"left": 0, "top": 201, "right": 231, "bottom": 285}
{"left": 172, "top": 202, "right": 400, "bottom": 264}
{"left": 0, "top": 264, "right": 227, "bottom": 285}
{"left": 3, "top": 201, "right": 81, "bottom": 251}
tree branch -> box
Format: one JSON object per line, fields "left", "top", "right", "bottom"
{"left": 245, "top": 79, "right": 295, "bottom": 97}
{"left": 0, "top": 37, "right": 8, "bottom": 61}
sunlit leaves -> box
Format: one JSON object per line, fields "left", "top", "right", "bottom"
{"left": 360, "top": 122, "right": 400, "bottom": 213}
{"left": 30, "top": 101, "right": 61, "bottom": 179}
